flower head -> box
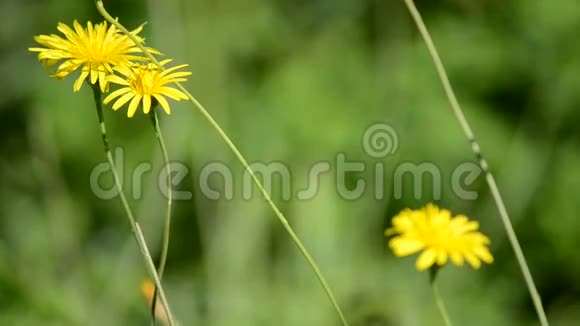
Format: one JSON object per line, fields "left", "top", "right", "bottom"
{"left": 29, "top": 20, "right": 156, "bottom": 92}
{"left": 386, "top": 204, "right": 493, "bottom": 271}
{"left": 104, "top": 59, "right": 190, "bottom": 118}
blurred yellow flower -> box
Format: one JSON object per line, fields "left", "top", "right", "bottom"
{"left": 104, "top": 59, "right": 190, "bottom": 117}
{"left": 386, "top": 204, "right": 493, "bottom": 271}
{"left": 140, "top": 279, "right": 169, "bottom": 325}
{"left": 29, "top": 20, "right": 156, "bottom": 92}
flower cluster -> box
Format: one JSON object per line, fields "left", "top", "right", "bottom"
{"left": 386, "top": 204, "right": 493, "bottom": 271}
{"left": 29, "top": 20, "right": 190, "bottom": 117}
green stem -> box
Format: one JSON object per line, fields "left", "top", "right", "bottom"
{"left": 402, "top": 1, "right": 549, "bottom": 325}
{"left": 91, "top": 87, "right": 176, "bottom": 326}
{"left": 148, "top": 109, "right": 173, "bottom": 324}
{"left": 95, "top": 1, "right": 349, "bottom": 324}
{"left": 430, "top": 281, "right": 453, "bottom": 326}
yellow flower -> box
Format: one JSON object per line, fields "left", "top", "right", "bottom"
{"left": 29, "top": 20, "right": 155, "bottom": 92}
{"left": 103, "top": 59, "right": 190, "bottom": 118}
{"left": 140, "top": 279, "right": 169, "bottom": 325}
{"left": 386, "top": 204, "right": 493, "bottom": 271}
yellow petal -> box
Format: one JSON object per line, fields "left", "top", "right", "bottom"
{"left": 73, "top": 20, "right": 87, "bottom": 41}
{"left": 474, "top": 247, "right": 494, "bottom": 264}
{"left": 44, "top": 59, "right": 60, "bottom": 69}
{"left": 456, "top": 217, "right": 479, "bottom": 233}
{"left": 416, "top": 248, "right": 437, "bottom": 271}
{"left": 142, "top": 95, "right": 151, "bottom": 114}
{"left": 104, "top": 87, "right": 132, "bottom": 104}
{"left": 465, "top": 252, "right": 481, "bottom": 269}
{"left": 153, "top": 94, "right": 171, "bottom": 115}
{"left": 57, "top": 22, "right": 80, "bottom": 46}
{"left": 159, "top": 64, "right": 189, "bottom": 77}
{"left": 163, "top": 71, "right": 192, "bottom": 80}
{"left": 113, "top": 65, "right": 134, "bottom": 78}
{"left": 112, "top": 92, "right": 135, "bottom": 111}
{"left": 90, "top": 66, "right": 99, "bottom": 85}
{"left": 476, "top": 233, "right": 491, "bottom": 245}
{"left": 159, "top": 86, "right": 188, "bottom": 100}
{"left": 436, "top": 251, "right": 448, "bottom": 266}
{"left": 55, "top": 59, "right": 81, "bottom": 74}
{"left": 127, "top": 94, "right": 142, "bottom": 118}
{"left": 158, "top": 59, "right": 173, "bottom": 66}
{"left": 74, "top": 69, "right": 89, "bottom": 92}
{"left": 450, "top": 253, "right": 464, "bottom": 266}
{"left": 389, "top": 237, "right": 424, "bottom": 256}
{"left": 87, "top": 21, "right": 94, "bottom": 36}
{"left": 163, "top": 78, "right": 188, "bottom": 84}
{"left": 130, "top": 24, "right": 145, "bottom": 36}
{"left": 392, "top": 215, "right": 414, "bottom": 233}
{"left": 107, "top": 75, "right": 130, "bottom": 86}
{"left": 384, "top": 227, "right": 397, "bottom": 237}
{"left": 424, "top": 204, "right": 441, "bottom": 217}
{"left": 98, "top": 70, "right": 108, "bottom": 92}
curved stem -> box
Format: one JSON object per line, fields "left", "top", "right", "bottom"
{"left": 402, "top": 1, "right": 549, "bottom": 325}
{"left": 91, "top": 87, "right": 176, "bottom": 326}
{"left": 148, "top": 109, "right": 173, "bottom": 324}
{"left": 95, "top": 2, "right": 349, "bottom": 324}
{"left": 431, "top": 281, "right": 453, "bottom": 326}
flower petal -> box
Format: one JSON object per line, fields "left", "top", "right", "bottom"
{"left": 153, "top": 94, "right": 171, "bottom": 115}
{"left": 90, "top": 65, "right": 99, "bottom": 85}
{"left": 465, "top": 252, "right": 481, "bottom": 269}
{"left": 127, "top": 94, "right": 142, "bottom": 118}
{"left": 389, "top": 237, "right": 424, "bottom": 257}
{"left": 474, "top": 246, "right": 494, "bottom": 264}
{"left": 159, "top": 86, "right": 188, "bottom": 100}
{"left": 112, "top": 92, "right": 136, "bottom": 111}
{"left": 450, "top": 253, "right": 464, "bottom": 266}
{"left": 104, "top": 87, "right": 132, "bottom": 104}
{"left": 107, "top": 75, "right": 130, "bottom": 86}
{"left": 436, "top": 251, "right": 448, "bottom": 266}
{"left": 160, "top": 64, "right": 189, "bottom": 77}
{"left": 74, "top": 69, "right": 89, "bottom": 92}
{"left": 416, "top": 248, "right": 437, "bottom": 271}
{"left": 142, "top": 94, "right": 151, "bottom": 114}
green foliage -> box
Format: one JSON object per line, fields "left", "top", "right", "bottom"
{"left": 1, "top": 0, "right": 579, "bottom": 324}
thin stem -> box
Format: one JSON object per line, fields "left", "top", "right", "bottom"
{"left": 95, "top": 2, "right": 349, "bottom": 324}
{"left": 431, "top": 281, "right": 453, "bottom": 326}
{"left": 402, "top": 1, "right": 549, "bottom": 325}
{"left": 91, "top": 87, "right": 176, "bottom": 326}
{"left": 148, "top": 109, "right": 173, "bottom": 324}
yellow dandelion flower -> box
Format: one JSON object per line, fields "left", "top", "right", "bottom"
{"left": 103, "top": 59, "right": 190, "bottom": 118}
{"left": 386, "top": 204, "right": 493, "bottom": 271}
{"left": 29, "top": 20, "right": 157, "bottom": 92}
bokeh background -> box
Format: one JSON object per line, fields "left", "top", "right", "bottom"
{"left": 1, "top": 0, "right": 579, "bottom": 325}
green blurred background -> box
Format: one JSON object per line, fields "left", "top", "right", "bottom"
{"left": 1, "top": 0, "right": 579, "bottom": 324}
